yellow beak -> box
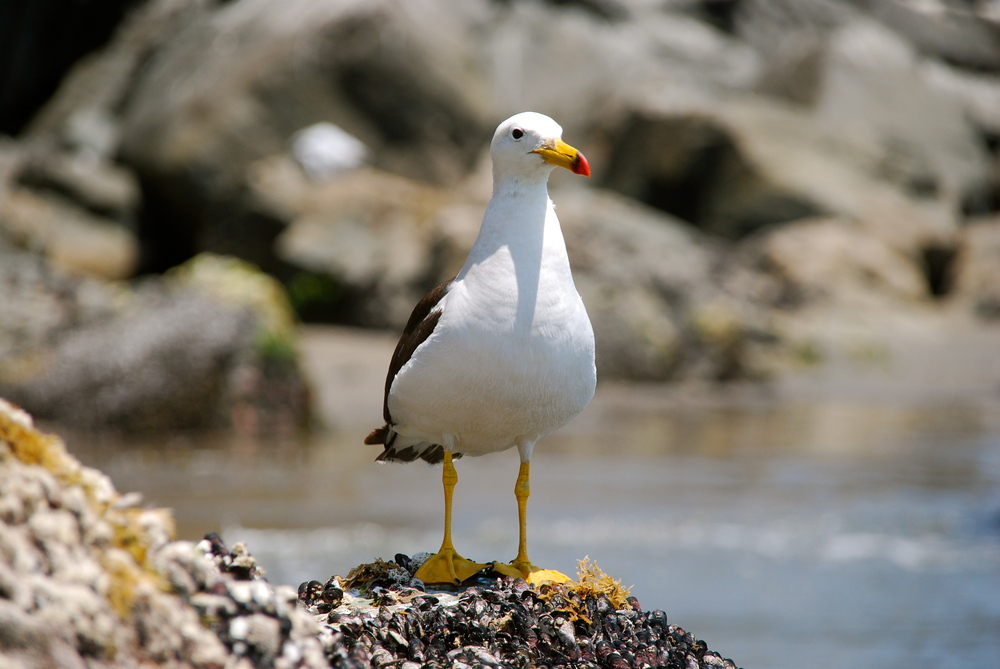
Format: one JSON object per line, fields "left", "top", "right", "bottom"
{"left": 531, "top": 139, "right": 591, "bottom": 177}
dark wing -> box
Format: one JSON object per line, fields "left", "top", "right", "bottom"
{"left": 365, "top": 279, "right": 455, "bottom": 464}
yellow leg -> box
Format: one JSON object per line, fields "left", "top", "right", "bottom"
{"left": 492, "top": 461, "right": 570, "bottom": 585}
{"left": 414, "top": 451, "right": 488, "bottom": 585}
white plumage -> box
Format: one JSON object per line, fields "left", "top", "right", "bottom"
{"left": 366, "top": 111, "right": 595, "bottom": 584}
{"left": 388, "top": 113, "right": 596, "bottom": 461}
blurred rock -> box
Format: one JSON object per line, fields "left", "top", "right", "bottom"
{"left": 0, "top": 249, "right": 308, "bottom": 433}
{"left": 812, "top": 19, "right": 992, "bottom": 206}
{"left": 8, "top": 0, "right": 218, "bottom": 278}
{"left": 565, "top": 191, "right": 705, "bottom": 380}
{"left": 732, "top": 0, "right": 856, "bottom": 67}
{"left": 38, "top": 0, "right": 768, "bottom": 274}
{"left": 601, "top": 97, "right": 961, "bottom": 260}
{"left": 15, "top": 143, "right": 139, "bottom": 219}
{"left": 0, "top": 239, "right": 127, "bottom": 366}
{"left": 735, "top": 0, "right": 1000, "bottom": 74}
{"left": 560, "top": 188, "right": 776, "bottom": 381}
{"left": 954, "top": 217, "right": 1000, "bottom": 319}
{"left": 739, "top": 216, "right": 929, "bottom": 308}
{"left": 866, "top": 0, "right": 1000, "bottom": 72}
{"left": 484, "top": 0, "right": 761, "bottom": 131}
{"left": 736, "top": 2, "right": 995, "bottom": 212}
{"left": 0, "top": 188, "right": 138, "bottom": 281}
{"left": 600, "top": 105, "right": 825, "bottom": 239}
{"left": 291, "top": 122, "right": 369, "bottom": 180}
{"left": 114, "top": 0, "right": 491, "bottom": 271}
{"left": 0, "top": 140, "right": 139, "bottom": 280}
{"left": 920, "top": 59, "right": 1000, "bottom": 139}
{"left": 117, "top": 0, "right": 492, "bottom": 186}
{"left": 258, "top": 162, "right": 456, "bottom": 327}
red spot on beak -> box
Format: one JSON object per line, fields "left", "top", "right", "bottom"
{"left": 573, "top": 151, "right": 591, "bottom": 177}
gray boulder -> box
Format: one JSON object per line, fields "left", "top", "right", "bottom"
{"left": 920, "top": 59, "right": 1000, "bottom": 140}
{"left": 559, "top": 188, "right": 741, "bottom": 380}
{"left": 0, "top": 249, "right": 308, "bottom": 432}
{"left": 266, "top": 160, "right": 459, "bottom": 327}
{"left": 600, "top": 95, "right": 962, "bottom": 264}
{"left": 0, "top": 139, "right": 139, "bottom": 280}
{"left": 866, "top": 0, "right": 1000, "bottom": 72}
{"left": 516, "top": 186, "right": 782, "bottom": 381}
{"left": 4, "top": 285, "right": 256, "bottom": 431}
{"left": 734, "top": 0, "right": 1000, "bottom": 74}
{"left": 811, "top": 19, "right": 992, "bottom": 207}
{"left": 0, "top": 239, "right": 124, "bottom": 365}
{"left": 111, "top": 0, "right": 494, "bottom": 271}
{"left": 736, "top": 216, "right": 930, "bottom": 309}
{"left": 736, "top": 2, "right": 995, "bottom": 215}
{"left": 117, "top": 0, "right": 491, "bottom": 182}
{"left": 954, "top": 217, "right": 1000, "bottom": 319}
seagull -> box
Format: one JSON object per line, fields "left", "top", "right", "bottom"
{"left": 366, "top": 111, "right": 596, "bottom": 586}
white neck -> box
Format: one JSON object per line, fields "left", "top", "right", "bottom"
{"left": 455, "top": 175, "right": 574, "bottom": 332}
{"left": 462, "top": 177, "right": 549, "bottom": 268}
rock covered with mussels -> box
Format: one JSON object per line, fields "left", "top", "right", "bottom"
{"left": 297, "top": 555, "right": 741, "bottom": 669}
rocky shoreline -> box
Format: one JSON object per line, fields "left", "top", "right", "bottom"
{"left": 0, "top": 398, "right": 739, "bottom": 669}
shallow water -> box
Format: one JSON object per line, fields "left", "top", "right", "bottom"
{"left": 69, "top": 377, "right": 1000, "bottom": 669}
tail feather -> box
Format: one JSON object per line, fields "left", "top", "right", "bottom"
{"left": 366, "top": 424, "right": 459, "bottom": 464}
{"left": 364, "top": 426, "right": 389, "bottom": 445}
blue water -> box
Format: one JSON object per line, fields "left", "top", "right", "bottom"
{"left": 71, "top": 390, "right": 1000, "bottom": 669}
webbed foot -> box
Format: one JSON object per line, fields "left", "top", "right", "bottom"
{"left": 491, "top": 560, "right": 571, "bottom": 585}
{"left": 415, "top": 549, "right": 488, "bottom": 585}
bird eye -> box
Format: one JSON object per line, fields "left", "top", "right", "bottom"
{"left": 511, "top": 128, "right": 524, "bottom": 140}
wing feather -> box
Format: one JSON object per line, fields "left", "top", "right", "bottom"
{"left": 366, "top": 279, "right": 454, "bottom": 463}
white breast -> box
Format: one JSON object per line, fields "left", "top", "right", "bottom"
{"left": 387, "top": 193, "right": 596, "bottom": 456}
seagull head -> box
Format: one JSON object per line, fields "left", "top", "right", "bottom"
{"left": 490, "top": 112, "right": 591, "bottom": 183}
